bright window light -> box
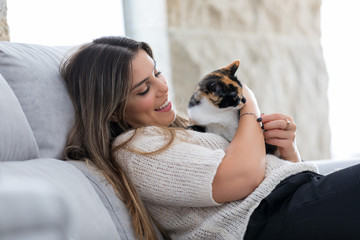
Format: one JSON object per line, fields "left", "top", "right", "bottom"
{"left": 321, "top": 0, "right": 360, "bottom": 159}
{"left": 6, "top": 0, "right": 125, "bottom": 45}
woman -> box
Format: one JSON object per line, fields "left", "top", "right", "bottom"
{"left": 61, "top": 36, "right": 360, "bottom": 240}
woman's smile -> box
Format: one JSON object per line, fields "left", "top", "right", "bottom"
{"left": 155, "top": 100, "right": 172, "bottom": 112}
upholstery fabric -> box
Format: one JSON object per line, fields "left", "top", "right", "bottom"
{"left": 0, "top": 73, "right": 40, "bottom": 161}
{"left": 0, "top": 177, "right": 71, "bottom": 240}
{"left": 0, "top": 159, "right": 120, "bottom": 239}
{"left": 69, "top": 160, "right": 138, "bottom": 240}
{"left": 69, "top": 160, "right": 165, "bottom": 240}
{"left": 0, "top": 42, "right": 75, "bottom": 159}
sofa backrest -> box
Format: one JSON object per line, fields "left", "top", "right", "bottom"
{"left": 0, "top": 42, "right": 76, "bottom": 159}
{"left": 0, "top": 73, "right": 40, "bottom": 161}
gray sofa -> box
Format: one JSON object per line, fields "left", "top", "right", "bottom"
{"left": 0, "top": 41, "right": 359, "bottom": 240}
{"left": 0, "top": 41, "right": 164, "bottom": 240}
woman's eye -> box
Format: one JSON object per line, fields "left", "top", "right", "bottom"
{"left": 137, "top": 83, "right": 151, "bottom": 96}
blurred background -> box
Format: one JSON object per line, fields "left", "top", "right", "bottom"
{"left": 2, "top": 0, "right": 359, "bottom": 161}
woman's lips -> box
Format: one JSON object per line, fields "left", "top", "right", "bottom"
{"left": 155, "top": 100, "right": 172, "bottom": 112}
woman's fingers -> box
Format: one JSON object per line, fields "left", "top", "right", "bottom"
{"left": 260, "top": 113, "right": 301, "bottom": 162}
{"left": 262, "top": 119, "right": 296, "bottom": 131}
{"left": 261, "top": 114, "right": 296, "bottom": 131}
{"left": 264, "top": 134, "right": 295, "bottom": 148}
{"left": 261, "top": 113, "right": 290, "bottom": 121}
{"left": 264, "top": 129, "right": 295, "bottom": 141}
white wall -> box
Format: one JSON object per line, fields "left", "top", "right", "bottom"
{"left": 7, "top": 0, "right": 125, "bottom": 45}
{"left": 122, "top": 0, "right": 173, "bottom": 100}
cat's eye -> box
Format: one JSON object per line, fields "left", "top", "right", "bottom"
{"left": 210, "top": 83, "right": 221, "bottom": 92}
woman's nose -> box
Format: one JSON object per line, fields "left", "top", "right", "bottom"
{"left": 156, "top": 78, "right": 168, "bottom": 97}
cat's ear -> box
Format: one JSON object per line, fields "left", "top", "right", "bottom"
{"left": 222, "top": 60, "right": 240, "bottom": 76}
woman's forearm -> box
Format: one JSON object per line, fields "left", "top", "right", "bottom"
{"left": 212, "top": 99, "right": 266, "bottom": 203}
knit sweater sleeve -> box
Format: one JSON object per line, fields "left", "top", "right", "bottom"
{"left": 112, "top": 127, "right": 225, "bottom": 207}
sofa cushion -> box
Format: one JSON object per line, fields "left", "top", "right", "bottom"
{"left": 69, "top": 160, "right": 165, "bottom": 240}
{"left": 0, "top": 42, "right": 75, "bottom": 159}
{"left": 0, "top": 158, "right": 121, "bottom": 239}
{"left": 0, "top": 176, "right": 71, "bottom": 240}
{"left": 0, "top": 73, "right": 40, "bottom": 161}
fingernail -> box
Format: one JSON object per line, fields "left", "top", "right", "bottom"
{"left": 261, "top": 113, "right": 265, "bottom": 116}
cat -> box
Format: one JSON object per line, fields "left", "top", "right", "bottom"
{"left": 187, "top": 60, "right": 246, "bottom": 141}
{"left": 187, "top": 60, "right": 277, "bottom": 154}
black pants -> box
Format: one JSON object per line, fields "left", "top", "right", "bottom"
{"left": 245, "top": 164, "right": 360, "bottom": 240}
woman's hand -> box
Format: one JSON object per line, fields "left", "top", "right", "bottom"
{"left": 241, "top": 85, "right": 261, "bottom": 116}
{"left": 260, "top": 113, "right": 301, "bottom": 163}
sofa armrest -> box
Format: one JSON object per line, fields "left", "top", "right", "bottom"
{"left": 69, "top": 160, "right": 165, "bottom": 240}
{"left": 0, "top": 158, "right": 120, "bottom": 240}
{"left": 0, "top": 177, "right": 71, "bottom": 240}
{"left": 309, "top": 158, "right": 360, "bottom": 175}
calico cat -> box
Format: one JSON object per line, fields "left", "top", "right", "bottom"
{"left": 188, "top": 60, "right": 246, "bottom": 141}
{"left": 187, "top": 60, "right": 277, "bottom": 154}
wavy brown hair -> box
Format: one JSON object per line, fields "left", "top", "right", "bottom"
{"left": 61, "top": 36, "right": 189, "bottom": 239}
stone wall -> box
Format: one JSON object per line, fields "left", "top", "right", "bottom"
{"left": 166, "top": 0, "right": 330, "bottom": 160}
{"left": 0, "top": 0, "right": 9, "bottom": 41}
{"left": 124, "top": 0, "right": 330, "bottom": 160}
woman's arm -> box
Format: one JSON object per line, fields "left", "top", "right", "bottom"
{"left": 212, "top": 85, "right": 266, "bottom": 203}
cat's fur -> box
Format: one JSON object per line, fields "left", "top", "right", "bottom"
{"left": 188, "top": 60, "right": 277, "bottom": 154}
{"left": 188, "top": 60, "right": 246, "bottom": 141}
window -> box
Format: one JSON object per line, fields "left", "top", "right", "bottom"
{"left": 321, "top": 1, "right": 360, "bottom": 159}
{"left": 7, "top": 0, "right": 125, "bottom": 45}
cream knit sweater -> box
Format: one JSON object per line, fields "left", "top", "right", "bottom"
{"left": 113, "top": 126, "right": 318, "bottom": 240}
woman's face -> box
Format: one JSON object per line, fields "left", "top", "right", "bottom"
{"left": 124, "top": 49, "right": 176, "bottom": 128}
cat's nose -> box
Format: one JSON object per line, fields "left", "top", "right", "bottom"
{"left": 241, "top": 97, "right": 247, "bottom": 103}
